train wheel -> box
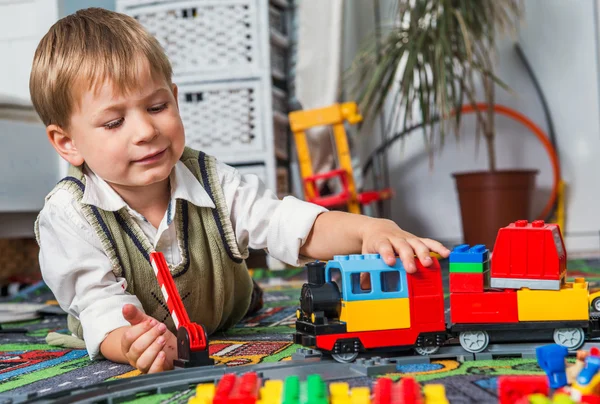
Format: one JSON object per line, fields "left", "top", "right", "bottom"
{"left": 593, "top": 298, "right": 600, "bottom": 312}
{"left": 414, "top": 346, "right": 440, "bottom": 356}
{"left": 331, "top": 352, "right": 359, "bottom": 363}
{"left": 553, "top": 328, "right": 585, "bottom": 350}
{"left": 459, "top": 331, "right": 489, "bottom": 353}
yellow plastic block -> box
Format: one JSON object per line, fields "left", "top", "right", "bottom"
{"left": 517, "top": 279, "right": 589, "bottom": 321}
{"left": 188, "top": 383, "right": 215, "bottom": 404}
{"left": 423, "top": 384, "right": 449, "bottom": 404}
{"left": 258, "top": 379, "right": 283, "bottom": 404}
{"left": 330, "top": 382, "right": 351, "bottom": 404}
{"left": 340, "top": 298, "right": 410, "bottom": 332}
{"left": 350, "top": 386, "right": 371, "bottom": 404}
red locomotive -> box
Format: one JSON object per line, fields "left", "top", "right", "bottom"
{"left": 294, "top": 220, "right": 600, "bottom": 363}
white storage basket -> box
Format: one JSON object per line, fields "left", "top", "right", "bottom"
{"left": 117, "top": 0, "right": 263, "bottom": 81}
{"left": 178, "top": 79, "right": 268, "bottom": 158}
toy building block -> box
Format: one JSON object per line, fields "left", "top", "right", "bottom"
{"left": 372, "top": 378, "right": 392, "bottom": 404}
{"left": 450, "top": 290, "right": 519, "bottom": 324}
{"left": 490, "top": 277, "right": 563, "bottom": 291}
{"left": 423, "top": 384, "right": 449, "bottom": 403}
{"left": 491, "top": 220, "right": 566, "bottom": 284}
{"left": 517, "top": 278, "right": 589, "bottom": 322}
{"left": 329, "top": 382, "right": 351, "bottom": 404}
{"left": 568, "top": 350, "right": 591, "bottom": 384}
{"left": 189, "top": 383, "right": 215, "bottom": 404}
{"left": 536, "top": 344, "right": 568, "bottom": 389}
{"left": 394, "top": 377, "right": 424, "bottom": 403}
{"left": 349, "top": 387, "right": 371, "bottom": 404}
{"left": 282, "top": 375, "right": 300, "bottom": 404}
{"left": 497, "top": 375, "right": 549, "bottom": 404}
{"left": 449, "top": 261, "right": 490, "bottom": 273}
{"left": 449, "top": 244, "right": 489, "bottom": 263}
{"left": 449, "top": 272, "right": 485, "bottom": 293}
{"left": 257, "top": 380, "right": 283, "bottom": 404}
{"left": 301, "top": 374, "right": 328, "bottom": 404}
{"left": 212, "top": 372, "right": 261, "bottom": 404}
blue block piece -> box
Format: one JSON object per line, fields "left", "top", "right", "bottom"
{"left": 536, "top": 344, "right": 568, "bottom": 389}
{"left": 449, "top": 244, "right": 489, "bottom": 263}
{"left": 325, "top": 254, "right": 409, "bottom": 302}
{"left": 577, "top": 355, "right": 600, "bottom": 387}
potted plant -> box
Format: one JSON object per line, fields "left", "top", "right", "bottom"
{"left": 347, "top": 0, "right": 531, "bottom": 249}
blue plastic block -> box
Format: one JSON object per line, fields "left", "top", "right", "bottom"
{"left": 449, "top": 244, "right": 489, "bottom": 263}
{"left": 536, "top": 344, "right": 568, "bottom": 389}
{"left": 325, "top": 254, "right": 409, "bottom": 302}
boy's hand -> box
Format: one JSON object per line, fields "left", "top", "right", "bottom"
{"left": 121, "top": 304, "right": 178, "bottom": 373}
{"left": 361, "top": 218, "right": 450, "bottom": 273}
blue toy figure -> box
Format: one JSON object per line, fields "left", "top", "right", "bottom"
{"left": 536, "top": 344, "right": 568, "bottom": 389}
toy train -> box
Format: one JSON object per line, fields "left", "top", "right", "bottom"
{"left": 294, "top": 220, "right": 600, "bottom": 363}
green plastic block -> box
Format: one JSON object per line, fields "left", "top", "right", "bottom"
{"left": 449, "top": 261, "right": 489, "bottom": 273}
{"left": 300, "top": 374, "right": 327, "bottom": 404}
{"left": 283, "top": 375, "right": 300, "bottom": 404}
{"left": 528, "top": 394, "right": 551, "bottom": 404}
{"left": 551, "top": 394, "right": 575, "bottom": 404}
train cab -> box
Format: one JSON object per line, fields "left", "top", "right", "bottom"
{"left": 294, "top": 254, "right": 447, "bottom": 363}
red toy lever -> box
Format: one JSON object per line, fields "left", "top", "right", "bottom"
{"left": 150, "top": 251, "right": 214, "bottom": 368}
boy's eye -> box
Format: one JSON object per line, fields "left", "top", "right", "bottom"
{"left": 148, "top": 103, "right": 168, "bottom": 113}
{"left": 104, "top": 118, "right": 124, "bottom": 130}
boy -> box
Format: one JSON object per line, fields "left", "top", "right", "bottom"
{"left": 31, "top": 8, "right": 450, "bottom": 374}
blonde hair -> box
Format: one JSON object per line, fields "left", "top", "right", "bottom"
{"left": 30, "top": 7, "right": 173, "bottom": 128}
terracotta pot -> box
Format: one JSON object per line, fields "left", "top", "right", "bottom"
{"left": 453, "top": 170, "right": 539, "bottom": 250}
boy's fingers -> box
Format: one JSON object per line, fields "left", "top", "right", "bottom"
{"left": 406, "top": 238, "right": 433, "bottom": 267}
{"left": 147, "top": 351, "right": 166, "bottom": 374}
{"left": 129, "top": 323, "right": 167, "bottom": 359}
{"left": 391, "top": 238, "right": 416, "bottom": 273}
{"left": 374, "top": 242, "right": 396, "bottom": 266}
{"left": 136, "top": 336, "right": 167, "bottom": 373}
{"left": 421, "top": 238, "right": 451, "bottom": 257}
{"left": 121, "top": 319, "right": 156, "bottom": 354}
{"left": 123, "top": 304, "right": 149, "bottom": 326}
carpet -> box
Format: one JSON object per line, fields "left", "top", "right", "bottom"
{"left": 0, "top": 258, "right": 599, "bottom": 403}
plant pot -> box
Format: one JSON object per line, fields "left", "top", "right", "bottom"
{"left": 453, "top": 170, "right": 539, "bottom": 250}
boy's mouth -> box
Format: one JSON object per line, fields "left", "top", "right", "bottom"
{"left": 134, "top": 148, "right": 167, "bottom": 163}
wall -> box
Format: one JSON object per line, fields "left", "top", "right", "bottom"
{"left": 341, "top": 0, "right": 600, "bottom": 254}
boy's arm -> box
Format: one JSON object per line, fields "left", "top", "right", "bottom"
{"left": 300, "top": 211, "right": 450, "bottom": 272}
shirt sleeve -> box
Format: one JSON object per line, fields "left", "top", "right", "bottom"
{"left": 216, "top": 161, "right": 327, "bottom": 266}
{"left": 37, "top": 190, "right": 145, "bottom": 360}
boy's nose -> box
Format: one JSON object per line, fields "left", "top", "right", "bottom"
{"left": 133, "top": 116, "right": 159, "bottom": 144}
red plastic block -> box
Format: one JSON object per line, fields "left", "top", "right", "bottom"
{"left": 373, "top": 377, "right": 393, "bottom": 404}
{"left": 213, "top": 373, "right": 260, "bottom": 404}
{"left": 491, "top": 220, "right": 566, "bottom": 281}
{"left": 407, "top": 258, "right": 446, "bottom": 333}
{"left": 582, "top": 396, "right": 600, "bottom": 404}
{"left": 498, "top": 375, "right": 549, "bottom": 404}
{"left": 393, "top": 377, "right": 423, "bottom": 403}
{"left": 450, "top": 290, "right": 519, "bottom": 324}
{"left": 449, "top": 272, "right": 484, "bottom": 293}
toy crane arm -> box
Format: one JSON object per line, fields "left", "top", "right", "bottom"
{"left": 150, "top": 251, "right": 214, "bottom": 368}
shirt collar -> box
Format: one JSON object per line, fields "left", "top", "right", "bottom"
{"left": 81, "top": 161, "right": 216, "bottom": 211}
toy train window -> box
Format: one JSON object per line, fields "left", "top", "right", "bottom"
{"left": 551, "top": 227, "right": 565, "bottom": 257}
{"left": 350, "top": 273, "right": 372, "bottom": 294}
{"left": 328, "top": 268, "right": 342, "bottom": 292}
{"left": 380, "top": 270, "right": 401, "bottom": 292}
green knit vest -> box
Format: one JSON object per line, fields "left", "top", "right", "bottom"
{"left": 35, "top": 148, "right": 253, "bottom": 341}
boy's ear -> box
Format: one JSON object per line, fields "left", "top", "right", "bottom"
{"left": 172, "top": 84, "right": 179, "bottom": 109}
{"left": 46, "top": 125, "right": 84, "bottom": 166}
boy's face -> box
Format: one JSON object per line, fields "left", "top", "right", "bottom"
{"left": 52, "top": 63, "right": 185, "bottom": 193}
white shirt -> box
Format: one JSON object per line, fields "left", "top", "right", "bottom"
{"left": 37, "top": 160, "right": 327, "bottom": 359}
